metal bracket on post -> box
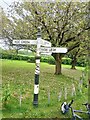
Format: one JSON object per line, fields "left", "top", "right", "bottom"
{"left": 33, "top": 27, "right": 41, "bottom": 106}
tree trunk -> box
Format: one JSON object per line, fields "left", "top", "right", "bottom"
{"left": 71, "top": 58, "right": 76, "bottom": 69}
{"left": 55, "top": 53, "right": 62, "bottom": 75}
{"left": 71, "top": 48, "right": 80, "bottom": 69}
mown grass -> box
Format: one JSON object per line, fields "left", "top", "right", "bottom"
{"left": 1, "top": 60, "right": 88, "bottom": 118}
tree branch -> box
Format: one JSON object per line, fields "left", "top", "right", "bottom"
{"left": 33, "top": 7, "right": 52, "bottom": 41}
{"left": 59, "top": 29, "right": 69, "bottom": 45}
{"left": 67, "top": 42, "right": 80, "bottom": 53}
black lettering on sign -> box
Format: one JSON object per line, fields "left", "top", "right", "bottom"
{"left": 21, "top": 41, "right": 29, "bottom": 44}
{"left": 53, "top": 48, "right": 56, "bottom": 51}
{"left": 49, "top": 48, "right": 52, "bottom": 52}
{"left": 15, "top": 41, "right": 19, "bottom": 43}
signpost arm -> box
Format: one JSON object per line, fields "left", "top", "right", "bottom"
{"left": 33, "top": 27, "right": 41, "bottom": 106}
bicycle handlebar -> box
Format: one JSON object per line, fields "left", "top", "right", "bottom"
{"left": 68, "top": 99, "right": 74, "bottom": 108}
{"left": 69, "top": 101, "right": 90, "bottom": 110}
{"left": 82, "top": 103, "right": 90, "bottom": 111}
{"left": 61, "top": 100, "right": 74, "bottom": 114}
{"left": 82, "top": 103, "right": 88, "bottom": 106}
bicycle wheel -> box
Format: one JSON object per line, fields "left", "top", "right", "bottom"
{"left": 71, "top": 116, "right": 76, "bottom": 120}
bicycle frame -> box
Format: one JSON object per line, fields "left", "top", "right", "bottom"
{"left": 71, "top": 107, "right": 90, "bottom": 120}
{"left": 61, "top": 100, "right": 90, "bottom": 120}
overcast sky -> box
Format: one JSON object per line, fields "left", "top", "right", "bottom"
{"left": 0, "top": 0, "right": 89, "bottom": 11}
{"left": 0, "top": 0, "right": 20, "bottom": 12}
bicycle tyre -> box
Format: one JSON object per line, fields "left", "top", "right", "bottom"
{"left": 71, "top": 116, "right": 76, "bottom": 120}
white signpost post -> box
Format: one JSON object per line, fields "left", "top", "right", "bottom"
{"left": 13, "top": 27, "right": 67, "bottom": 106}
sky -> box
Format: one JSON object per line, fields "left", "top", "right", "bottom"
{"left": 0, "top": 0, "right": 20, "bottom": 12}
{"left": 0, "top": 0, "right": 89, "bottom": 10}
{"left": 0, "top": 0, "right": 20, "bottom": 49}
{"left": 0, "top": 0, "right": 89, "bottom": 11}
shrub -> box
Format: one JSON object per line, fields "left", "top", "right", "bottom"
{"left": 1, "top": 52, "right": 31, "bottom": 61}
{"left": 0, "top": 51, "right": 87, "bottom": 67}
{"left": 77, "top": 58, "right": 87, "bottom": 67}
{"left": 27, "top": 56, "right": 35, "bottom": 63}
{"left": 41, "top": 57, "right": 49, "bottom": 63}
{"left": 62, "top": 57, "right": 72, "bottom": 65}
{"left": 48, "top": 57, "right": 55, "bottom": 65}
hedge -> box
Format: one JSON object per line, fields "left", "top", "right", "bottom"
{"left": 77, "top": 58, "right": 87, "bottom": 67}
{"left": 0, "top": 52, "right": 32, "bottom": 61}
{"left": 0, "top": 52, "right": 86, "bottom": 67}
{"left": 62, "top": 58, "right": 71, "bottom": 65}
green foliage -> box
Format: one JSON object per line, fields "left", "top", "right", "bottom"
{"left": 41, "top": 57, "right": 72, "bottom": 65}
{"left": 77, "top": 57, "right": 87, "bottom": 67}
{"left": 0, "top": 51, "right": 87, "bottom": 67}
{"left": 2, "top": 83, "right": 11, "bottom": 106}
{"left": 41, "top": 57, "right": 49, "bottom": 63}
{"left": 41, "top": 56, "right": 55, "bottom": 65}
{"left": 27, "top": 56, "right": 35, "bottom": 63}
{"left": 48, "top": 57, "right": 55, "bottom": 65}
{"left": 0, "top": 52, "right": 31, "bottom": 61}
{"left": 62, "top": 58, "right": 72, "bottom": 65}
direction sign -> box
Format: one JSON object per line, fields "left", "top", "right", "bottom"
{"left": 13, "top": 40, "right": 67, "bottom": 54}
{"left": 40, "top": 47, "right": 52, "bottom": 53}
{"left": 13, "top": 40, "right": 37, "bottom": 45}
{"left": 41, "top": 39, "right": 51, "bottom": 47}
{"left": 51, "top": 47, "right": 67, "bottom": 53}
{"left": 13, "top": 39, "right": 51, "bottom": 47}
{"left": 40, "top": 47, "right": 67, "bottom": 53}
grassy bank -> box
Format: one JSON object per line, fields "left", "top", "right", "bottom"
{"left": 1, "top": 60, "right": 88, "bottom": 118}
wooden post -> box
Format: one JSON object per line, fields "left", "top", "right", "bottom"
{"left": 64, "top": 87, "right": 67, "bottom": 100}
{"left": 72, "top": 83, "right": 76, "bottom": 96}
{"left": 58, "top": 90, "right": 62, "bottom": 102}
{"left": 47, "top": 86, "right": 50, "bottom": 105}
{"left": 19, "top": 91, "right": 22, "bottom": 107}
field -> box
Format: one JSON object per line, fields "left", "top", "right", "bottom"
{"left": 1, "top": 60, "right": 88, "bottom": 118}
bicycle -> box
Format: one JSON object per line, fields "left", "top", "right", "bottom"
{"left": 61, "top": 100, "right": 90, "bottom": 120}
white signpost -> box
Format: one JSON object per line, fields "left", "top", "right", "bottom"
{"left": 40, "top": 47, "right": 67, "bottom": 55}
{"left": 13, "top": 39, "right": 51, "bottom": 47}
{"left": 12, "top": 27, "right": 67, "bottom": 106}
{"left": 41, "top": 40, "right": 51, "bottom": 47}
{"left": 13, "top": 40, "right": 37, "bottom": 45}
